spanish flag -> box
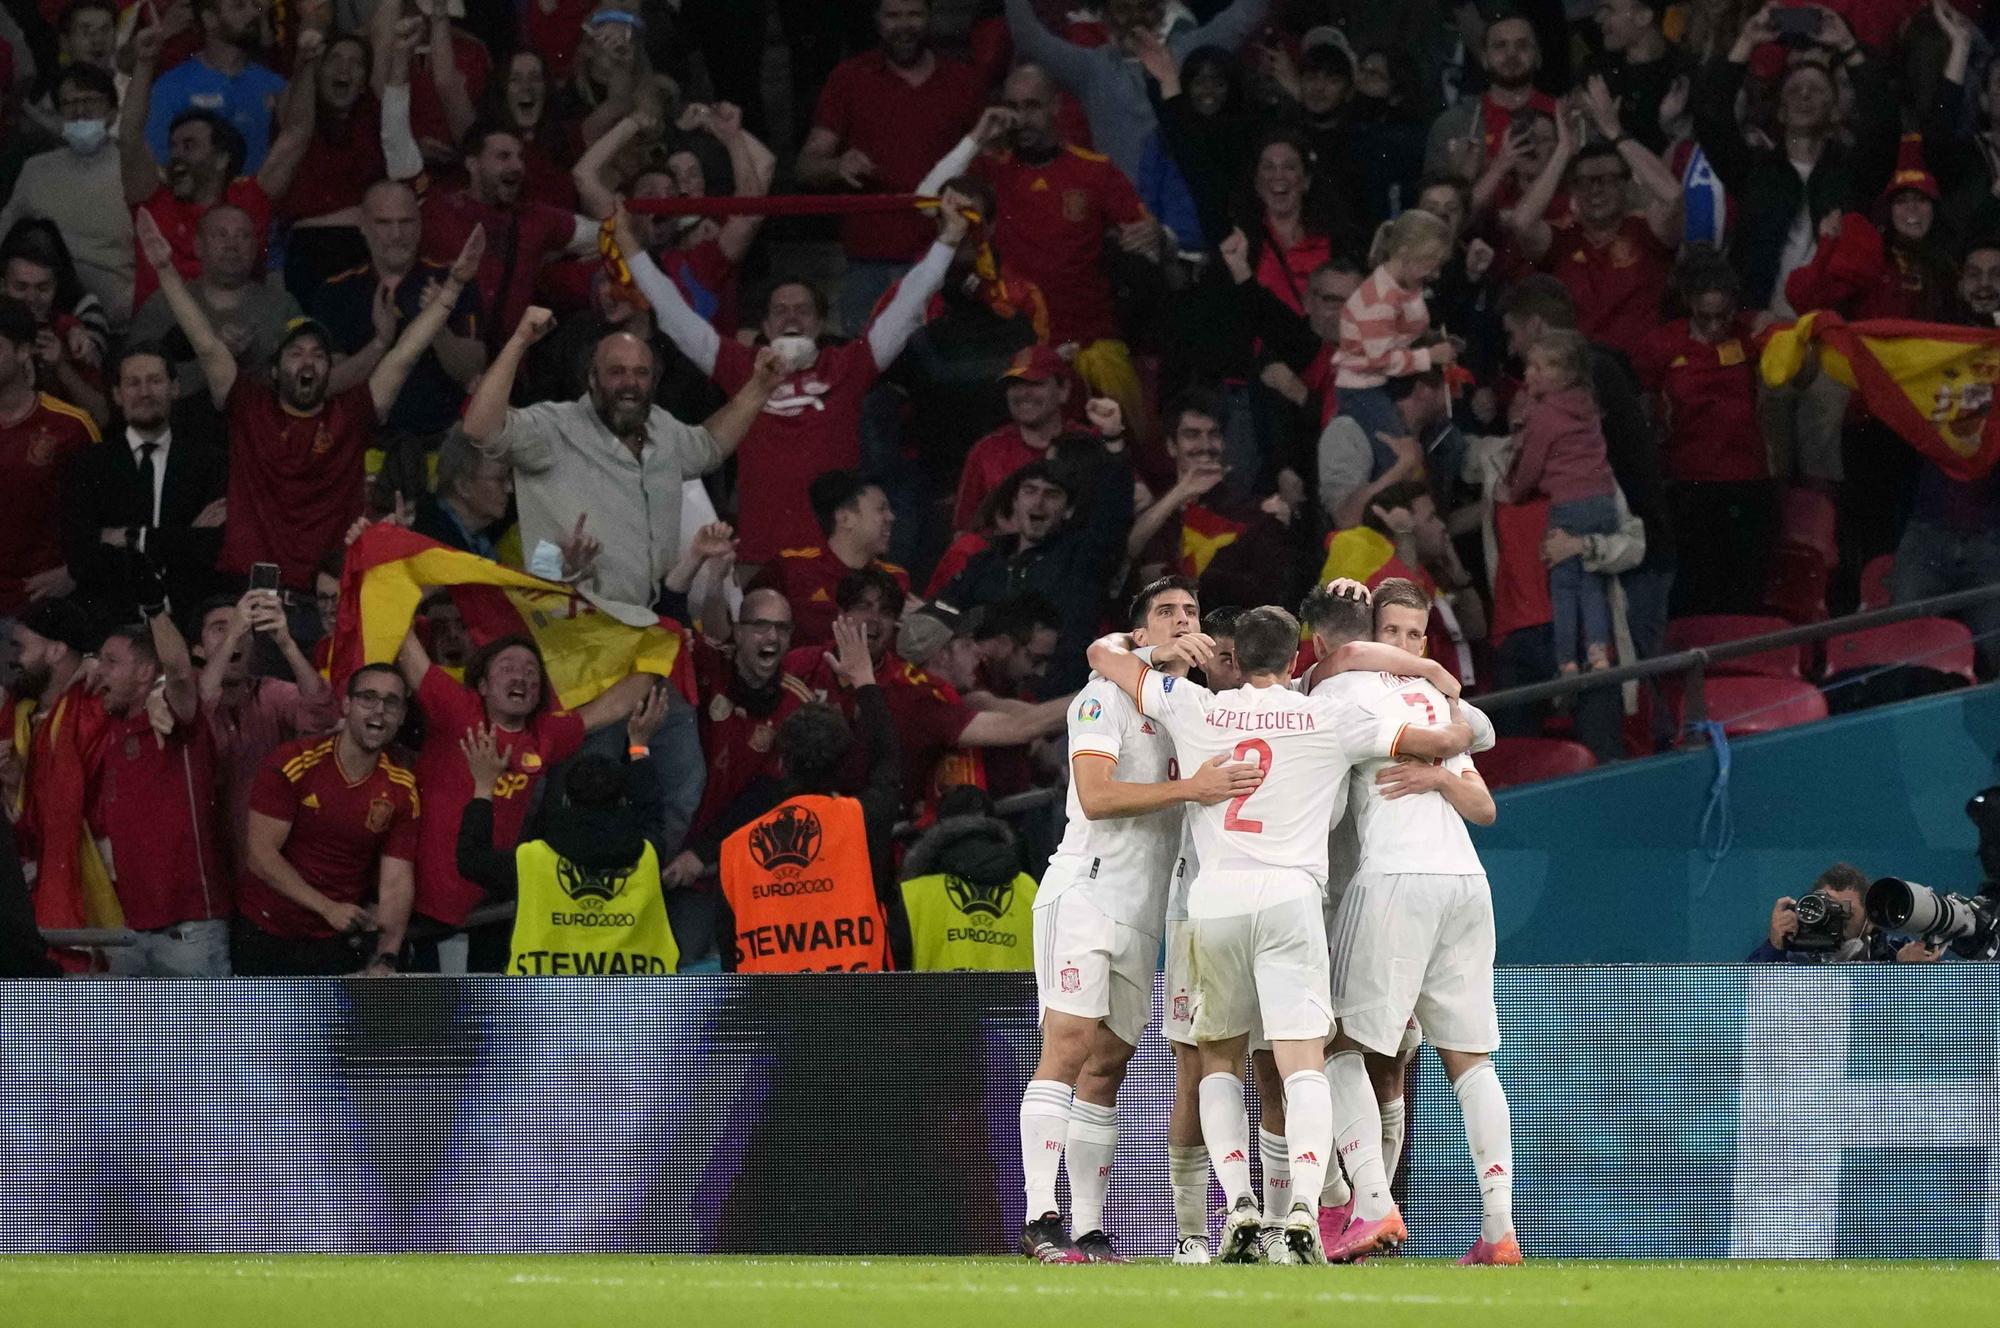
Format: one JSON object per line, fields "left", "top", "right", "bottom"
{"left": 1762, "top": 312, "right": 2000, "bottom": 482}
{"left": 1178, "top": 503, "right": 1248, "bottom": 578}
{"left": 8, "top": 686, "right": 122, "bottom": 969}
{"left": 330, "top": 526, "right": 693, "bottom": 710}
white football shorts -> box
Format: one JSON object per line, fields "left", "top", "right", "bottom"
{"left": 1033, "top": 879, "right": 1157, "bottom": 1048}
{"left": 1188, "top": 889, "right": 1332, "bottom": 1043}
{"left": 1328, "top": 870, "right": 1500, "bottom": 1057}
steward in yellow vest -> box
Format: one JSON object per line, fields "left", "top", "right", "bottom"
{"left": 717, "top": 620, "right": 910, "bottom": 971}
{"left": 898, "top": 786, "right": 1037, "bottom": 971}
{"left": 456, "top": 731, "right": 678, "bottom": 975}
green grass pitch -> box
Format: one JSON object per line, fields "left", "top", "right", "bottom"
{"left": 4, "top": 1256, "right": 1997, "bottom": 1327}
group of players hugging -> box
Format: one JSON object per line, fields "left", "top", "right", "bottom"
{"left": 1016, "top": 574, "right": 1518, "bottom": 1267}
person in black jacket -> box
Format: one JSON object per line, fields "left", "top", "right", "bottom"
{"left": 63, "top": 341, "right": 227, "bottom": 620}
{"left": 1692, "top": 5, "right": 1900, "bottom": 314}
{"left": 937, "top": 436, "right": 1135, "bottom": 697}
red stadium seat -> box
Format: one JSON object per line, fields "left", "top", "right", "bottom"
{"left": 1858, "top": 554, "right": 1896, "bottom": 611}
{"left": 1760, "top": 541, "right": 1829, "bottom": 624}
{"left": 1823, "top": 617, "right": 1977, "bottom": 683}
{"left": 1677, "top": 675, "right": 1829, "bottom": 738}
{"left": 1478, "top": 737, "right": 1598, "bottom": 789}
{"left": 1778, "top": 484, "right": 1839, "bottom": 569}
{"left": 1666, "top": 615, "right": 1802, "bottom": 678}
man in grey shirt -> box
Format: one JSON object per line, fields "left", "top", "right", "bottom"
{"left": 130, "top": 205, "right": 303, "bottom": 397}
{"left": 463, "top": 304, "right": 785, "bottom": 859}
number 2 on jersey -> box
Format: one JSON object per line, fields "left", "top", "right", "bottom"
{"left": 1222, "top": 738, "right": 1273, "bottom": 833}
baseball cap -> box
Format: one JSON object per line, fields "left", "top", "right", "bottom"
{"left": 897, "top": 602, "right": 975, "bottom": 667}
{"left": 275, "top": 317, "right": 335, "bottom": 358}
{"left": 1000, "top": 343, "right": 1069, "bottom": 384}
{"left": 19, "top": 596, "right": 101, "bottom": 655}
{"left": 0, "top": 297, "right": 36, "bottom": 347}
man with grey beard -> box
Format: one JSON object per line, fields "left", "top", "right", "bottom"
{"left": 464, "top": 307, "right": 789, "bottom": 858}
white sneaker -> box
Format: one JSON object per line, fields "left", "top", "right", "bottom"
{"left": 1284, "top": 1204, "right": 1327, "bottom": 1265}
{"left": 1217, "top": 1196, "right": 1262, "bottom": 1263}
{"left": 1258, "top": 1223, "right": 1294, "bottom": 1265}
{"left": 1173, "top": 1235, "right": 1210, "bottom": 1264}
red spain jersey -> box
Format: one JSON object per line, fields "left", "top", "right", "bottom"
{"left": 751, "top": 544, "right": 909, "bottom": 648}
{"left": 88, "top": 704, "right": 228, "bottom": 930}
{"left": 1633, "top": 316, "right": 1769, "bottom": 485}
{"left": 973, "top": 145, "right": 1148, "bottom": 347}
{"left": 218, "top": 378, "right": 378, "bottom": 589}
{"left": 410, "top": 669, "right": 585, "bottom": 927}
{"left": 0, "top": 393, "right": 97, "bottom": 614}
{"left": 689, "top": 638, "right": 813, "bottom": 840}
{"left": 238, "top": 735, "right": 420, "bottom": 939}
{"left": 1539, "top": 215, "right": 1672, "bottom": 363}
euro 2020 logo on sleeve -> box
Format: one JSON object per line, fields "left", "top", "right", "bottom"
{"left": 1076, "top": 697, "right": 1102, "bottom": 722}
{"left": 749, "top": 804, "right": 824, "bottom": 871}
{"left": 945, "top": 873, "right": 1014, "bottom": 921}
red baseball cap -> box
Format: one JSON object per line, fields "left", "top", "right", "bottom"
{"left": 1000, "top": 344, "right": 1068, "bottom": 384}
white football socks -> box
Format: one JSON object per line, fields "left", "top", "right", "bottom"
{"left": 1281, "top": 1071, "right": 1333, "bottom": 1218}
{"left": 1168, "top": 1143, "right": 1211, "bottom": 1239}
{"left": 1198, "top": 1073, "right": 1254, "bottom": 1208}
{"left": 1019, "top": 1079, "right": 1072, "bottom": 1218}
{"left": 1257, "top": 1126, "right": 1291, "bottom": 1220}
{"left": 1065, "top": 1098, "right": 1119, "bottom": 1236}
{"left": 1380, "top": 1096, "right": 1408, "bottom": 1185}
{"left": 1327, "top": 1051, "right": 1392, "bottom": 1221}
{"left": 1453, "top": 1060, "right": 1514, "bottom": 1242}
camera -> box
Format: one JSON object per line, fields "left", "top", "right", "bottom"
{"left": 1786, "top": 889, "right": 1853, "bottom": 960}
{"left": 1866, "top": 877, "right": 2000, "bottom": 961}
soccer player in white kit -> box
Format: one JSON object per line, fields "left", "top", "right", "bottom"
{"left": 1314, "top": 578, "right": 1519, "bottom": 1264}
{"left": 1018, "top": 576, "right": 1264, "bottom": 1264}
{"left": 1088, "top": 606, "right": 1475, "bottom": 1264}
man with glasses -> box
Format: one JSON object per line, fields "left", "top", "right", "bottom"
{"left": 1501, "top": 79, "right": 1682, "bottom": 362}
{"left": 232, "top": 664, "right": 421, "bottom": 975}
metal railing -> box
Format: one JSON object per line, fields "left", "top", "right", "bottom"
{"left": 1470, "top": 582, "right": 2000, "bottom": 734}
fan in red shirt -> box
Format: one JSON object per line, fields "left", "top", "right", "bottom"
{"left": 392, "top": 631, "right": 656, "bottom": 971}
{"left": 1634, "top": 252, "right": 1777, "bottom": 616}
{"left": 795, "top": 0, "right": 983, "bottom": 267}
{"left": 954, "top": 345, "right": 1079, "bottom": 531}
{"left": 420, "top": 125, "right": 596, "bottom": 353}
{"left": 234, "top": 665, "right": 421, "bottom": 976}
{"left": 973, "top": 66, "right": 1157, "bottom": 351}
{"left": 85, "top": 608, "right": 229, "bottom": 976}
{"left": 621, "top": 195, "right": 966, "bottom": 565}
{"left": 136, "top": 211, "right": 486, "bottom": 589}
{"left": 752, "top": 471, "right": 910, "bottom": 649}
{"left": 0, "top": 299, "right": 98, "bottom": 617}
{"left": 119, "top": 20, "right": 318, "bottom": 311}
{"left": 1501, "top": 88, "right": 1680, "bottom": 364}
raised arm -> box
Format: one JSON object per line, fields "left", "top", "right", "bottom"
{"left": 707, "top": 104, "right": 775, "bottom": 264}
{"left": 1501, "top": 111, "right": 1573, "bottom": 263}
{"left": 462, "top": 306, "right": 554, "bottom": 448}
{"left": 257, "top": 29, "right": 322, "bottom": 201}
{"left": 1003, "top": 0, "right": 1097, "bottom": 91}
{"left": 145, "top": 597, "right": 198, "bottom": 724}
{"left": 698, "top": 346, "right": 788, "bottom": 461}
{"left": 379, "top": 18, "right": 424, "bottom": 181}
{"left": 456, "top": 725, "right": 521, "bottom": 898}
{"left": 121, "top": 22, "right": 164, "bottom": 207}
{"left": 618, "top": 206, "right": 722, "bottom": 375}
{"left": 368, "top": 226, "right": 482, "bottom": 420}
{"left": 135, "top": 209, "right": 237, "bottom": 405}
{"left": 958, "top": 694, "right": 1071, "bottom": 747}
{"left": 425, "top": 11, "right": 476, "bottom": 146}
{"left": 573, "top": 111, "right": 650, "bottom": 220}
{"left": 1579, "top": 76, "right": 1681, "bottom": 245}
{"left": 864, "top": 196, "right": 969, "bottom": 370}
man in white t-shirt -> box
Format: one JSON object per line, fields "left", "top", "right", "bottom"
{"left": 1017, "top": 576, "right": 1263, "bottom": 1265}
{"left": 1313, "top": 577, "right": 1519, "bottom": 1265}
{"left": 1087, "top": 607, "right": 1471, "bottom": 1264}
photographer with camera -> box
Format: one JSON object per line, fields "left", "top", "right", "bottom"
{"left": 1751, "top": 863, "right": 1941, "bottom": 964}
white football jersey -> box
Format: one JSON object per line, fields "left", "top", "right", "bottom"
{"left": 1165, "top": 821, "right": 1196, "bottom": 923}
{"left": 1312, "top": 671, "right": 1485, "bottom": 875}
{"left": 1140, "top": 669, "right": 1397, "bottom": 899}
{"left": 1045, "top": 676, "right": 1181, "bottom": 934}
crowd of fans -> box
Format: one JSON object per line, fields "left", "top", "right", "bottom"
{"left": 1, "top": 0, "right": 1997, "bottom": 976}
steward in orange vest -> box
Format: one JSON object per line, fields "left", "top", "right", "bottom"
{"left": 718, "top": 620, "right": 911, "bottom": 972}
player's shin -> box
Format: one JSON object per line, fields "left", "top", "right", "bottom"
{"left": 1280, "top": 1070, "right": 1333, "bottom": 1216}
{"left": 1197, "top": 1072, "right": 1254, "bottom": 1207}
{"left": 1020, "top": 1080, "right": 1074, "bottom": 1218}
{"left": 1452, "top": 1059, "right": 1514, "bottom": 1242}
{"left": 1380, "top": 1096, "right": 1407, "bottom": 1185}
{"left": 1327, "top": 1051, "right": 1392, "bottom": 1220}
{"left": 1064, "top": 1099, "right": 1119, "bottom": 1237}
{"left": 1257, "top": 1127, "right": 1291, "bottom": 1221}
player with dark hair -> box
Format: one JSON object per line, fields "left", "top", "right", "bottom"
{"left": 1018, "top": 574, "right": 1262, "bottom": 1264}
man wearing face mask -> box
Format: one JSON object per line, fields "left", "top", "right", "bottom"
{"left": 0, "top": 63, "right": 134, "bottom": 325}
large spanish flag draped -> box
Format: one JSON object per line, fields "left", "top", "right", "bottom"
{"left": 1761, "top": 312, "right": 2000, "bottom": 482}
{"left": 331, "top": 526, "right": 693, "bottom": 709}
